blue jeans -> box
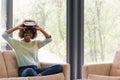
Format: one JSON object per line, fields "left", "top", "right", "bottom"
{"left": 18, "top": 64, "right": 63, "bottom": 77}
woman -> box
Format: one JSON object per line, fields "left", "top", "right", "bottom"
{"left": 2, "top": 20, "right": 62, "bottom": 77}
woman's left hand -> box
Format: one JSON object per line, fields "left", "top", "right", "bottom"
{"left": 34, "top": 25, "right": 43, "bottom": 31}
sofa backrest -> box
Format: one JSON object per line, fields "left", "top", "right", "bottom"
{"left": 0, "top": 51, "right": 8, "bottom": 78}
{"left": 110, "top": 51, "right": 120, "bottom": 76}
{"left": 2, "top": 50, "right": 18, "bottom": 77}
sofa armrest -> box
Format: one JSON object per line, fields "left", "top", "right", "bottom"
{"left": 39, "top": 62, "right": 70, "bottom": 80}
{"left": 82, "top": 63, "right": 112, "bottom": 79}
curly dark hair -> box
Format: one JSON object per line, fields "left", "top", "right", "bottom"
{"left": 19, "top": 20, "right": 37, "bottom": 39}
{"left": 19, "top": 28, "right": 37, "bottom": 39}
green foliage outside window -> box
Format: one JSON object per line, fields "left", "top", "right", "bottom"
{"left": 85, "top": 0, "right": 120, "bottom": 64}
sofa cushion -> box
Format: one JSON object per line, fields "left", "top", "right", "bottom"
{"left": 0, "top": 77, "right": 28, "bottom": 80}
{"left": 88, "top": 74, "right": 120, "bottom": 80}
{"left": 0, "top": 51, "right": 8, "bottom": 78}
{"left": 28, "top": 73, "right": 64, "bottom": 80}
{"left": 110, "top": 51, "right": 120, "bottom": 76}
{"left": 2, "top": 50, "right": 18, "bottom": 77}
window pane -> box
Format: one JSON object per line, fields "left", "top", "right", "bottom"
{"left": 0, "top": 0, "right": 7, "bottom": 50}
{"left": 13, "top": 0, "right": 66, "bottom": 63}
{"left": 0, "top": 0, "right": 1, "bottom": 49}
{"left": 84, "top": 0, "right": 120, "bottom": 64}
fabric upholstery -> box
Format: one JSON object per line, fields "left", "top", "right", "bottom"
{"left": 2, "top": 50, "right": 18, "bottom": 77}
{"left": 110, "top": 51, "right": 120, "bottom": 76}
{"left": 82, "top": 50, "right": 120, "bottom": 80}
{"left": 0, "top": 77, "right": 28, "bottom": 80}
{"left": 28, "top": 73, "right": 64, "bottom": 80}
{"left": 88, "top": 74, "right": 120, "bottom": 80}
{"left": 0, "top": 50, "right": 70, "bottom": 80}
{"left": 82, "top": 63, "right": 112, "bottom": 79}
{"left": 0, "top": 51, "right": 8, "bottom": 78}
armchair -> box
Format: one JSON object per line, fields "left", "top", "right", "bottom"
{"left": 82, "top": 51, "right": 120, "bottom": 80}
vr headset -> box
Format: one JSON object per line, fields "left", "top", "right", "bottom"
{"left": 23, "top": 21, "right": 36, "bottom": 32}
{"left": 23, "top": 21, "right": 36, "bottom": 27}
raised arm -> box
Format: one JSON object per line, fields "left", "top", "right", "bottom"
{"left": 6, "top": 24, "right": 23, "bottom": 34}
{"left": 34, "top": 25, "right": 51, "bottom": 38}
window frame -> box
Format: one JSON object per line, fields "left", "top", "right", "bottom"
{"left": 67, "top": 0, "right": 84, "bottom": 79}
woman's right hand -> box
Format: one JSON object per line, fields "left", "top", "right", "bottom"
{"left": 16, "top": 24, "right": 24, "bottom": 30}
{"left": 6, "top": 24, "right": 24, "bottom": 34}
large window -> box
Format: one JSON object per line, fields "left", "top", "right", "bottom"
{"left": 13, "top": 0, "right": 66, "bottom": 63}
{"left": 84, "top": 0, "right": 120, "bottom": 64}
